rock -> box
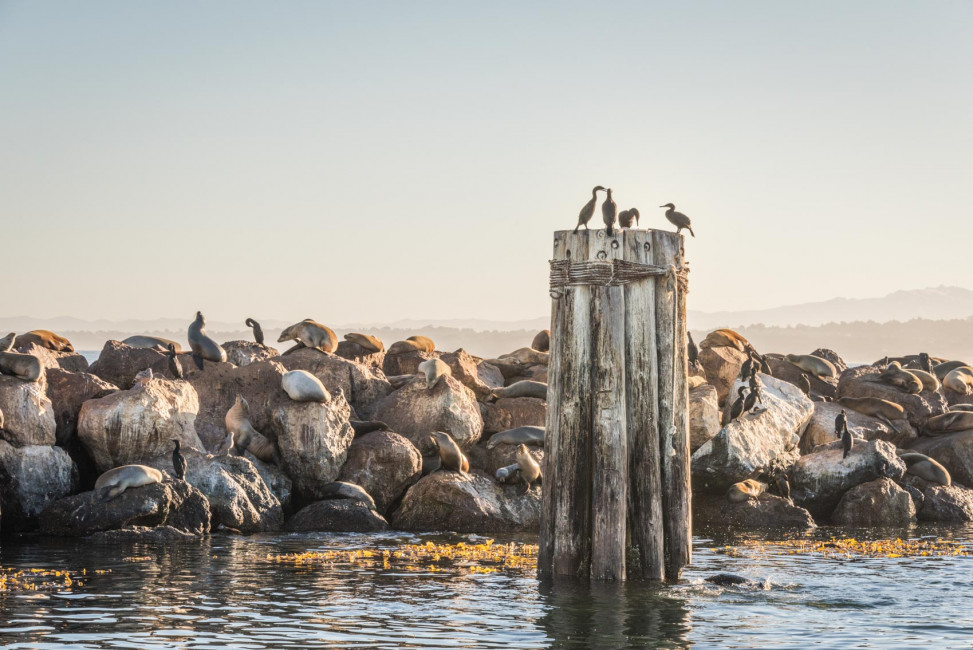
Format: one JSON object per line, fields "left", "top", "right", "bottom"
{"left": 335, "top": 341, "right": 385, "bottom": 369}
{"left": 87, "top": 525, "right": 199, "bottom": 543}
{"left": 831, "top": 477, "right": 916, "bottom": 526}
{"left": 790, "top": 439, "right": 906, "bottom": 519}
{"left": 837, "top": 365, "right": 947, "bottom": 427}
{"left": 246, "top": 453, "right": 293, "bottom": 509}
{"left": 477, "top": 362, "right": 505, "bottom": 393}
{"left": 0, "top": 375, "right": 56, "bottom": 446}
{"left": 911, "top": 431, "right": 973, "bottom": 487}
{"left": 283, "top": 499, "right": 390, "bottom": 532}
{"left": 147, "top": 451, "right": 282, "bottom": 533}
{"left": 810, "top": 349, "right": 848, "bottom": 374}
{"left": 0, "top": 441, "right": 78, "bottom": 529}
{"left": 439, "top": 350, "right": 496, "bottom": 400}
{"left": 905, "top": 476, "right": 973, "bottom": 522}
{"left": 693, "top": 493, "right": 816, "bottom": 530}
{"left": 801, "top": 401, "right": 916, "bottom": 453}
{"left": 691, "top": 374, "right": 812, "bottom": 493}
{"left": 382, "top": 349, "right": 436, "bottom": 378}
{"left": 14, "top": 342, "right": 89, "bottom": 373}
{"left": 88, "top": 341, "right": 169, "bottom": 390}
{"left": 278, "top": 348, "right": 392, "bottom": 418}
{"left": 274, "top": 394, "right": 355, "bottom": 501}
{"left": 697, "top": 346, "right": 748, "bottom": 406}
{"left": 391, "top": 471, "right": 540, "bottom": 533}
{"left": 45, "top": 369, "right": 118, "bottom": 446}
{"left": 372, "top": 376, "right": 483, "bottom": 450}
{"left": 689, "top": 384, "right": 721, "bottom": 452}
{"left": 78, "top": 379, "right": 203, "bottom": 473}
{"left": 766, "top": 356, "right": 838, "bottom": 400}
{"left": 481, "top": 397, "right": 546, "bottom": 435}
{"left": 337, "top": 431, "right": 422, "bottom": 515}
{"left": 222, "top": 340, "right": 279, "bottom": 367}
{"left": 38, "top": 479, "right": 210, "bottom": 537}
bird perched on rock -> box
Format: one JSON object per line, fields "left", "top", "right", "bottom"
{"left": 214, "top": 431, "right": 235, "bottom": 456}
{"left": 748, "top": 370, "right": 763, "bottom": 403}
{"left": 743, "top": 385, "right": 761, "bottom": 414}
{"left": 797, "top": 373, "right": 811, "bottom": 397}
{"left": 167, "top": 343, "right": 183, "bottom": 380}
{"left": 919, "top": 352, "right": 933, "bottom": 373}
{"left": 602, "top": 188, "right": 617, "bottom": 236}
{"left": 842, "top": 424, "right": 853, "bottom": 459}
{"left": 660, "top": 203, "right": 695, "bottom": 237}
{"left": 688, "top": 332, "right": 698, "bottom": 366}
{"left": 172, "top": 439, "right": 187, "bottom": 480}
{"left": 776, "top": 473, "right": 791, "bottom": 503}
{"left": 724, "top": 386, "right": 748, "bottom": 426}
{"left": 246, "top": 318, "right": 265, "bottom": 346}
{"left": 835, "top": 409, "right": 848, "bottom": 439}
{"left": 573, "top": 186, "right": 606, "bottom": 232}
{"left": 618, "top": 207, "right": 640, "bottom": 228}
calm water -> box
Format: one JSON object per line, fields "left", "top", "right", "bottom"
{"left": 0, "top": 526, "right": 971, "bottom": 649}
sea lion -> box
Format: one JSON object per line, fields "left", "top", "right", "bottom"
{"left": 602, "top": 188, "right": 617, "bottom": 236}
{"left": 417, "top": 358, "right": 451, "bottom": 389}
{"left": 904, "top": 368, "right": 939, "bottom": 392}
{"left": 495, "top": 463, "right": 521, "bottom": 484}
{"left": 660, "top": 203, "right": 695, "bottom": 237}
{"left": 515, "top": 444, "right": 542, "bottom": 492}
{"left": 923, "top": 411, "right": 973, "bottom": 435}
{"left": 933, "top": 360, "right": 972, "bottom": 380}
{"left": 172, "top": 439, "right": 188, "bottom": 480}
{"left": 705, "top": 573, "right": 765, "bottom": 587}
{"left": 94, "top": 464, "right": 164, "bottom": 501}
{"left": 898, "top": 452, "right": 951, "bottom": 486}
{"left": 429, "top": 431, "right": 469, "bottom": 474}
{"left": 281, "top": 370, "right": 330, "bottom": 402}
{"left": 320, "top": 481, "right": 376, "bottom": 510}
{"left": 122, "top": 335, "right": 182, "bottom": 351}
{"left": 574, "top": 186, "right": 606, "bottom": 232}
{"left": 167, "top": 343, "right": 183, "bottom": 380}
{"left": 723, "top": 386, "right": 748, "bottom": 426}
{"left": 387, "top": 340, "right": 425, "bottom": 355}
{"left": 951, "top": 404, "right": 973, "bottom": 412}
{"left": 942, "top": 367, "right": 973, "bottom": 394}
{"left": 386, "top": 374, "right": 415, "bottom": 390}
{"left": 699, "top": 329, "right": 751, "bottom": 353}
{"left": 225, "top": 394, "right": 278, "bottom": 462}
{"left": 0, "top": 351, "right": 42, "bottom": 382}
{"left": 0, "top": 332, "right": 14, "bottom": 352}
{"left": 245, "top": 318, "right": 265, "bottom": 345}
{"left": 784, "top": 354, "right": 837, "bottom": 378}
{"left": 531, "top": 330, "right": 550, "bottom": 353}
{"left": 349, "top": 419, "right": 391, "bottom": 437}
{"left": 486, "top": 426, "right": 545, "bottom": 449}
{"left": 837, "top": 396, "right": 905, "bottom": 425}
{"left": 407, "top": 335, "right": 435, "bottom": 353}
{"left": 277, "top": 319, "right": 338, "bottom": 353}
{"left": 14, "top": 330, "right": 74, "bottom": 352}
{"left": 343, "top": 333, "right": 384, "bottom": 353}
{"left": 496, "top": 347, "right": 550, "bottom": 366}
{"left": 878, "top": 362, "right": 922, "bottom": 394}
{"left": 727, "top": 478, "right": 765, "bottom": 503}
{"left": 188, "top": 311, "right": 227, "bottom": 369}
{"left": 491, "top": 380, "right": 548, "bottom": 401}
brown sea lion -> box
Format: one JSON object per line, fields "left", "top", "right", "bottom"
{"left": 14, "top": 330, "right": 74, "bottom": 352}
{"left": 188, "top": 311, "right": 227, "bottom": 368}
{"left": 699, "top": 329, "right": 751, "bottom": 353}
{"left": 386, "top": 340, "right": 425, "bottom": 355}
{"left": 836, "top": 397, "right": 905, "bottom": 425}
{"left": 0, "top": 333, "right": 14, "bottom": 352}
{"left": 429, "top": 431, "right": 468, "bottom": 474}
{"left": 933, "top": 360, "right": 972, "bottom": 380}
{"left": 343, "top": 332, "right": 384, "bottom": 353}
{"left": 94, "top": 465, "right": 163, "bottom": 501}
{"left": 122, "top": 335, "right": 182, "bottom": 351}
{"left": 491, "top": 380, "right": 548, "bottom": 400}
{"left": 407, "top": 336, "right": 435, "bottom": 353}
{"left": 942, "top": 367, "right": 973, "bottom": 394}
{"left": 878, "top": 362, "right": 922, "bottom": 394}
{"left": 225, "top": 394, "right": 277, "bottom": 463}
{"left": 0, "top": 351, "right": 42, "bottom": 382}
{"left": 785, "top": 354, "right": 837, "bottom": 379}
{"left": 277, "top": 319, "right": 338, "bottom": 353}
{"left": 923, "top": 411, "right": 973, "bottom": 435}
{"left": 727, "top": 478, "right": 766, "bottom": 503}
{"left": 531, "top": 330, "right": 551, "bottom": 353}
{"left": 514, "top": 444, "right": 542, "bottom": 493}
{"left": 898, "top": 451, "right": 951, "bottom": 486}
{"left": 486, "top": 426, "right": 545, "bottom": 449}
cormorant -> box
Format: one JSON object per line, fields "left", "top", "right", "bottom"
{"left": 246, "top": 318, "right": 265, "bottom": 346}
{"left": 573, "top": 186, "right": 606, "bottom": 232}
{"left": 172, "top": 439, "right": 187, "bottom": 480}
{"left": 835, "top": 409, "right": 848, "bottom": 439}
{"left": 842, "top": 425, "right": 853, "bottom": 459}
{"left": 660, "top": 203, "right": 695, "bottom": 237}
{"left": 167, "top": 343, "right": 183, "bottom": 380}
{"left": 618, "top": 207, "right": 640, "bottom": 228}
{"left": 602, "top": 188, "right": 617, "bottom": 236}
{"left": 724, "top": 386, "right": 747, "bottom": 426}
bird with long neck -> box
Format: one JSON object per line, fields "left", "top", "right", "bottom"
{"left": 660, "top": 203, "right": 695, "bottom": 237}
{"left": 573, "top": 186, "right": 605, "bottom": 232}
{"left": 618, "top": 207, "right": 640, "bottom": 229}
{"left": 167, "top": 343, "right": 183, "bottom": 380}
{"left": 602, "top": 188, "right": 617, "bottom": 236}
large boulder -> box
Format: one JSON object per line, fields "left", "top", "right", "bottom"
{"left": 790, "top": 439, "right": 906, "bottom": 519}
{"left": 902, "top": 476, "right": 973, "bottom": 523}
{"left": 0, "top": 441, "right": 78, "bottom": 529}
{"left": 337, "top": 431, "right": 422, "bottom": 515}
{"left": 911, "top": 432, "right": 973, "bottom": 487}
{"left": 222, "top": 340, "right": 279, "bottom": 367}
{"left": 88, "top": 341, "right": 169, "bottom": 390}
{"left": 691, "top": 374, "right": 812, "bottom": 493}
{"left": 278, "top": 348, "right": 391, "bottom": 418}
{"left": 334, "top": 341, "right": 385, "bottom": 369}
{"left": 693, "top": 493, "right": 816, "bottom": 530}
{"left": 837, "top": 365, "right": 947, "bottom": 427}
{"left": 247, "top": 453, "right": 293, "bottom": 509}
{"left": 801, "top": 401, "right": 915, "bottom": 453}
{"left": 45, "top": 369, "right": 118, "bottom": 446}
{"left": 481, "top": 397, "right": 546, "bottom": 434}
{"left": 0, "top": 375, "right": 56, "bottom": 446}
{"left": 391, "top": 471, "right": 540, "bottom": 533}
{"left": 274, "top": 392, "right": 355, "bottom": 501}
{"left": 689, "top": 384, "right": 721, "bottom": 452}
{"left": 14, "top": 342, "right": 89, "bottom": 373}
{"left": 283, "top": 500, "right": 390, "bottom": 532}
{"left": 372, "top": 376, "right": 483, "bottom": 450}
{"left": 831, "top": 477, "right": 916, "bottom": 527}
{"left": 766, "top": 356, "right": 837, "bottom": 400}
{"left": 382, "top": 349, "right": 436, "bottom": 377}
{"left": 78, "top": 379, "right": 203, "bottom": 473}
{"left": 439, "top": 349, "right": 499, "bottom": 400}
{"left": 477, "top": 362, "right": 505, "bottom": 393}
{"left": 697, "top": 346, "right": 748, "bottom": 406}
{"left": 147, "top": 451, "right": 282, "bottom": 533}
{"left": 38, "top": 479, "right": 211, "bottom": 537}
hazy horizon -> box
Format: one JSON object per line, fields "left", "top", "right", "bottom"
{"left": 3, "top": 1, "right": 972, "bottom": 324}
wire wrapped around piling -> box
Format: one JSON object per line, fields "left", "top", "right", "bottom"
{"left": 549, "top": 259, "right": 689, "bottom": 298}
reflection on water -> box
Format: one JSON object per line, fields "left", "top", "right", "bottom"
{"left": 1, "top": 527, "right": 972, "bottom": 648}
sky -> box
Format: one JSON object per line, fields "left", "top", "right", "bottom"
{"left": 2, "top": 1, "right": 971, "bottom": 325}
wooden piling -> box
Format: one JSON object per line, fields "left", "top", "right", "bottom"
{"left": 539, "top": 228, "right": 690, "bottom": 582}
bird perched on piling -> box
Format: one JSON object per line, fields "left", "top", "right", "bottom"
{"left": 618, "top": 208, "right": 640, "bottom": 228}
{"left": 602, "top": 188, "right": 617, "bottom": 236}
{"left": 660, "top": 203, "right": 695, "bottom": 237}
{"left": 724, "top": 386, "right": 748, "bottom": 426}
{"left": 835, "top": 409, "right": 848, "bottom": 440}
{"left": 167, "top": 343, "right": 183, "bottom": 380}
{"left": 842, "top": 425, "right": 853, "bottom": 459}
{"left": 688, "top": 332, "right": 698, "bottom": 366}
{"left": 246, "top": 318, "right": 265, "bottom": 346}
{"left": 172, "top": 439, "right": 187, "bottom": 480}
{"left": 573, "top": 186, "right": 606, "bottom": 232}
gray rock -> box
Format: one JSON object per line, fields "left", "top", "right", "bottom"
{"left": 284, "top": 499, "right": 389, "bottom": 532}
{"left": 0, "top": 374, "right": 56, "bottom": 446}
{"left": 274, "top": 394, "right": 355, "bottom": 501}
{"left": 222, "top": 340, "right": 280, "bottom": 367}
{"left": 481, "top": 397, "right": 546, "bottom": 435}
{"left": 338, "top": 430, "right": 422, "bottom": 515}
{"left": 831, "top": 477, "right": 916, "bottom": 526}
{"left": 902, "top": 475, "right": 973, "bottom": 523}
{"left": 693, "top": 493, "right": 816, "bottom": 530}
{"left": 689, "top": 384, "right": 721, "bottom": 452}
{"left": 372, "top": 376, "right": 483, "bottom": 450}
{"left": 697, "top": 346, "right": 748, "bottom": 407}
{"left": 88, "top": 341, "right": 168, "bottom": 390}
{"left": 0, "top": 441, "right": 78, "bottom": 529}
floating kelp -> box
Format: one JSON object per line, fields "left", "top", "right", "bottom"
{"left": 267, "top": 540, "right": 538, "bottom": 574}
{"left": 0, "top": 566, "right": 108, "bottom": 593}
{"left": 717, "top": 537, "right": 970, "bottom": 559}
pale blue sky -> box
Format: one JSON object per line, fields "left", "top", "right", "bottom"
{"left": 2, "top": 1, "right": 971, "bottom": 324}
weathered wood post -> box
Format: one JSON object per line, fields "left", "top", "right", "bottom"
{"left": 538, "top": 228, "right": 691, "bottom": 582}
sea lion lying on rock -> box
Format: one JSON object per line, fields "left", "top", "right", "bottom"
{"left": 349, "top": 420, "right": 391, "bottom": 436}
{"left": 15, "top": 329, "right": 74, "bottom": 352}
{"left": 700, "top": 329, "right": 752, "bottom": 353}
{"left": 493, "top": 347, "right": 549, "bottom": 366}
{"left": 727, "top": 479, "right": 766, "bottom": 503}
{"left": 281, "top": 370, "right": 329, "bottom": 402}
{"left": 923, "top": 411, "right": 973, "bottom": 436}
{"left": 836, "top": 396, "right": 905, "bottom": 427}
{"left": 407, "top": 335, "right": 435, "bottom": 353}
{"left": 343, "top": 333, "right": 384, "bottom": 353}
{"left": 491, "top": 381, "right": 547, "bottom": 401}
{"left": 933, "top": 360, "right": 971, "bottom": 380}
{"left": 0, "top": 351, "right": 42, "bottom": 382}
{"left": 122, "top": 335, "right": 182, "bottom": 351}
{"left": 94, "top": 465, "right": 164, "bottom": 501}
{"left": 898, "top": 451, "right": 951, "bottom": 485}
{"left": 320, "top": 481, "right": 376, "bottom": 510}
{"left": 903, "top": 367, "right": 939, "bottom": 392}
{"left": 942, "top": 367, "right": 973, "bottom": 394}
{"left": 784, "top": 354, "right": 837, "bottom": 379}
{"left": 486, "top": 426, "right": 545, "bottom": 449}
{"left": 0, "top": 332, "right": 16, "bottom": 352}
{"left": 278, "top": 319, "right": 338, "bottom": 354}
{"left": 878, "top": 362, "right": 922, "bottom": 394}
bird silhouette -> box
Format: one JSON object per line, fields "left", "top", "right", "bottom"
{"left": 167, "top": 343, "right": 183, "bottom": 380}
{"left": 172, "top": 439, "right": 188, "bottom": 480}
{"left": 602, "top": 188, "right": 617, "bottom": 235}
{"left": 246, "top": 318, "right": 265, "bottom": 346}
{"left": 660, "top": 203, "right": 695, "bottom": 237}
{"left": 618, "top": 207, "right": 640, "bottom": 228}
{"left": 574, "top": 186, "right": 606, "bottom": 232}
